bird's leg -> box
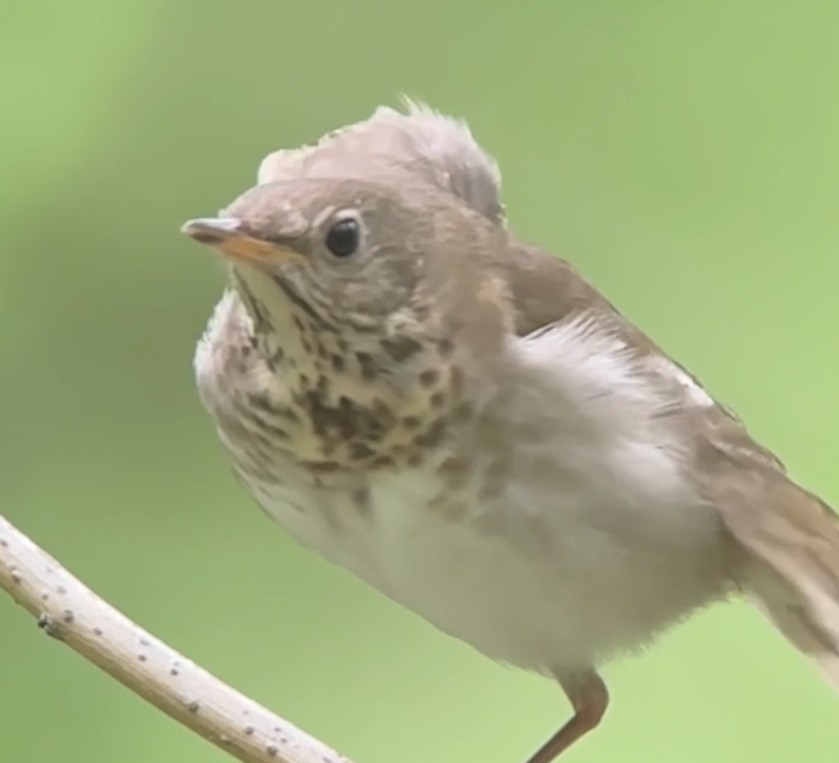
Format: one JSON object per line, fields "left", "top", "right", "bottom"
{"left": 524, "top": 669, "right": 609, "bottom": 763}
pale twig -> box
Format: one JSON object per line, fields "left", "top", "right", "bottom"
{"left": 0, "top": 513, "right": 353, "bottom": 763}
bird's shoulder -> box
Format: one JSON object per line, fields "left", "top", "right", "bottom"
{"left": 503, "top": 242, "right": 787, "bottom": 475}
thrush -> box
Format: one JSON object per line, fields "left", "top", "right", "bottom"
{"left": 183, "top": 101, "right": 839, "bottom": 762}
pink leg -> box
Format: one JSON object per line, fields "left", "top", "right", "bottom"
{"left": 524, "top": 670, "right": 609, "bottom": 763}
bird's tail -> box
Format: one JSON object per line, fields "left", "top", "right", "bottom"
{"left": 729, "top": 476, "right": 839, "bottom": 691}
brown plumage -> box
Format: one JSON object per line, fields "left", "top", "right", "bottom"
{"left": 183, "top": 101, "right": 839, "bottom": 762}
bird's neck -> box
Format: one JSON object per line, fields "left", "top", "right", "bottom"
{"left": 228, "top": 278, "right": 481, "bottom": 471}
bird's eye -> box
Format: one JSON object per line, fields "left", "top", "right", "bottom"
{"left": 325, "top": 218, "right": 360, "bottom": 258}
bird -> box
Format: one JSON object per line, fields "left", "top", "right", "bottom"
{"left": 182, "top": 101, "right": 839, "bottom": 762}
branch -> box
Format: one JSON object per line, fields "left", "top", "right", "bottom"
{"left": 0, "top": 513, "right": 354, "bottom": 763}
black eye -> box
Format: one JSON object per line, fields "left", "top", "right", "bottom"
{"left": 325, "top": 218, "right": 360, "bottom": 258}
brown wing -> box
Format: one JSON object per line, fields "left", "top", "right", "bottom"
{"left": 505, "top": 241, "right": 839, "bottom": 690}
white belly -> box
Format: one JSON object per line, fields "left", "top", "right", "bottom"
{"left": 252, "top": 449, "right": 728, "bottom": 674}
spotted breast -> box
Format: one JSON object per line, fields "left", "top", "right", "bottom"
{"left": 195, "top": 288, "right": 729, "bottom": 674}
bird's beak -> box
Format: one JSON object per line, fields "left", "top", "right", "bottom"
{"left": 180, "top": 217, "right": 300, "bottom": 265}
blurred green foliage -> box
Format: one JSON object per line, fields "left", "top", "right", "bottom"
{"left": 2, "top": 2, "right": 839, "bottom": 762}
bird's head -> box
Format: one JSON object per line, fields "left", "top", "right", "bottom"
{"left": 183, "top": 177, "right": 514, "bottom": 412}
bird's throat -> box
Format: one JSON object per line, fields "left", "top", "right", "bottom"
{"left": 227, "top": 275, "right": 472, "bottom": 473}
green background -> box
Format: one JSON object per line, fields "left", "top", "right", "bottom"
{"left": 2, "top": 2, "right": 838, "bottom": 762}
